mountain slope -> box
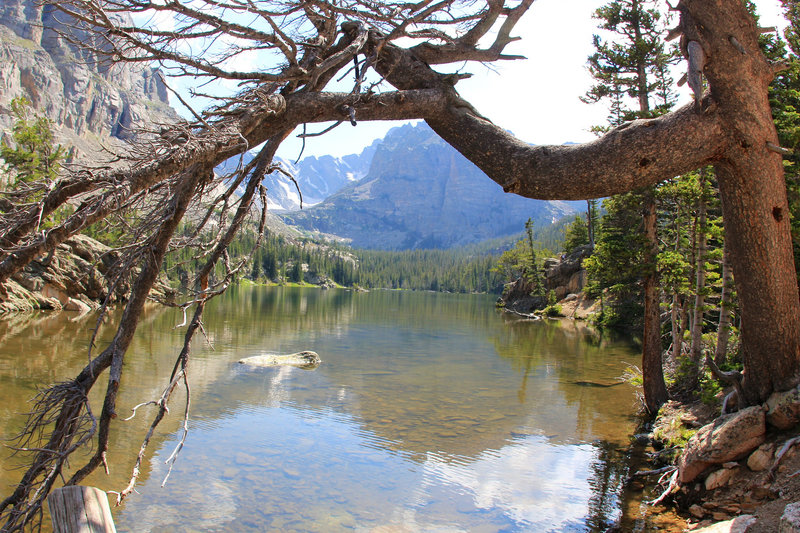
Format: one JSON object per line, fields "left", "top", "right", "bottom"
{"left": 0, "top": 0, "right": 177, "bottom": 159}
{"left": 281, "top": 123, "right": 579, "bottom": 250}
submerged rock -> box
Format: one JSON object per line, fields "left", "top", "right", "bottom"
{"left": 238, "top": 351, "right": 321, "bottom": 370}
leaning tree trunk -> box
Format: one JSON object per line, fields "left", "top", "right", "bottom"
{"left": 367, "top": 0, "right": 800, "bottom": 405}
{"left": 694, "top": 0, "right": 800, "bottom": 404}
{"left": 715, "top": 156, "right": 799, "bottom": 403}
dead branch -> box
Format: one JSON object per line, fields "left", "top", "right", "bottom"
{"left": 646, "top": 469, "right": 680, "bottom": 506}
{"left": 629, "top": 465, "right": 677, "bottom": 480}
{"left": 0, "top": 164, "right": 209, "bottom": 531}
{"left": 0, "top": 382, "right": 94, "bottom": 532}
{"left": 0, "top": 88, "right": 446, "bottom": 287}
{"left": 705, "top": 352, "right": 747, "bottom": 408}
{"left": 686, "top": 40, "right": 706, "bottom": 108}
{"left": 4, "top": 2, "right": 788, "bottom": 531}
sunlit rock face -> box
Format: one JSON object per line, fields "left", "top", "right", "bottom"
{"left": 0, "top": 0, "right": 176, "bottom": 152}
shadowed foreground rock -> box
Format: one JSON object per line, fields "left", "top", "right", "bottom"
{"left": 766, "top": 386, "right": 800, "bottom": 430}
{"left": 692, "top": 515, "right": 757, "bottom": 533}
{"left": 782, "top": 502, "right": 800, "bottom": 533}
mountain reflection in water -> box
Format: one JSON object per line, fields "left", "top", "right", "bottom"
{"left": 0, "top": 287, "right": 646, "bottom": 532}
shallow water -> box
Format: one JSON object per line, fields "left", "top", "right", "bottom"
{"left": 0, "top": 287, "right": 656, "bottom": 532}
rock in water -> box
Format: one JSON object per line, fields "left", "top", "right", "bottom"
{"left": 238, "top": 351, "right": 321, "bottom": 370}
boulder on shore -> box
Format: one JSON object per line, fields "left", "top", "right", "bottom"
{"left": 781, "top": 502, "right": 800, "bottom": 533}
{"left": 691, "top": 515, "right": 757, "bottom": 533}
{"left": 678, "top": 406, "right": 766, "bottom": 484}
{"left": 766, "top": 386, "right": 800, "bottom": 430}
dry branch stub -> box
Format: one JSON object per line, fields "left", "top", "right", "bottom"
{"left": 47, "top": 486, "right": 116, "bottom": 533}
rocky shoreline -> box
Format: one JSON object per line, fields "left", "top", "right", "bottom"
{"left": 0, "top": 234, "right": 173, "bottom": 314}
{"left": 496, "top": 244, "right": 599, "bottom": 319}
{"left": 640, "top": 398, "right": 800, "bottom": 532}
{"left": 5, "top": 237, "right": 800, "bottom": 531}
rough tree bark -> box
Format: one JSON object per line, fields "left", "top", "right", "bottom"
{"left": 643, "top": 187, "right": 669, "bottom": 414}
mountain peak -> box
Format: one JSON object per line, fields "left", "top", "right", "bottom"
{"left": 281, "top": 125, "right": 579, "bottom": 250}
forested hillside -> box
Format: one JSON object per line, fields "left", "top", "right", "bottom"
{"left": 210, "top": 226, "right": 562, "bottom": 295}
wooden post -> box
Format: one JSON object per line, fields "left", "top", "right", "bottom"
{"left": 47, "top": 486, "right": 117, "bottom": 533}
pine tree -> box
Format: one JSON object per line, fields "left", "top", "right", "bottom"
{"left": 583, "top": 0, "right": 676, "bottom": 414}
{"left": 0, "top": 97, "right": 64, "bottom": 188}
{"left": 586, "top": 199, "right": 600, "bottom": 250}
{"left": 563, "top": 215, "right": 590, "bottom": 252}
{"left": 524, "top": 218, "right": 545, "bottom": 296}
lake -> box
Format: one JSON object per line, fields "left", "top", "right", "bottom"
{"left": 0, "top": 286, "right": 665, "bottom": 532}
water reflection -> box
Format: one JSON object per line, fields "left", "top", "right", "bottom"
{"left": 1, "top": 287, "right": 645, "bottom": 532}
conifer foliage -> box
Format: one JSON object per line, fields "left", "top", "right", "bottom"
{"left": 581, "top": 0, "right": 800, "bottom": 409}
{"left": 582, "top": 0, "right": 674, "bottom": 414}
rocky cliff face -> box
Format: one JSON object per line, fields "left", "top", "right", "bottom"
{"left": 0, "top": 0, "right": 176, "bottom": 155}
{"left": 283, "top": 123, "right": 581, "bottom": 250}
{"left": 0, "top": 1, "right": 179, "bottom": 312}
{"left": 498, "top": 245, "right": 593, "bottom": 316}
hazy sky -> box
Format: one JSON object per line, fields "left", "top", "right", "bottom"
{"left": 165, "top": 1, "right": 788, "bottom": 161}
